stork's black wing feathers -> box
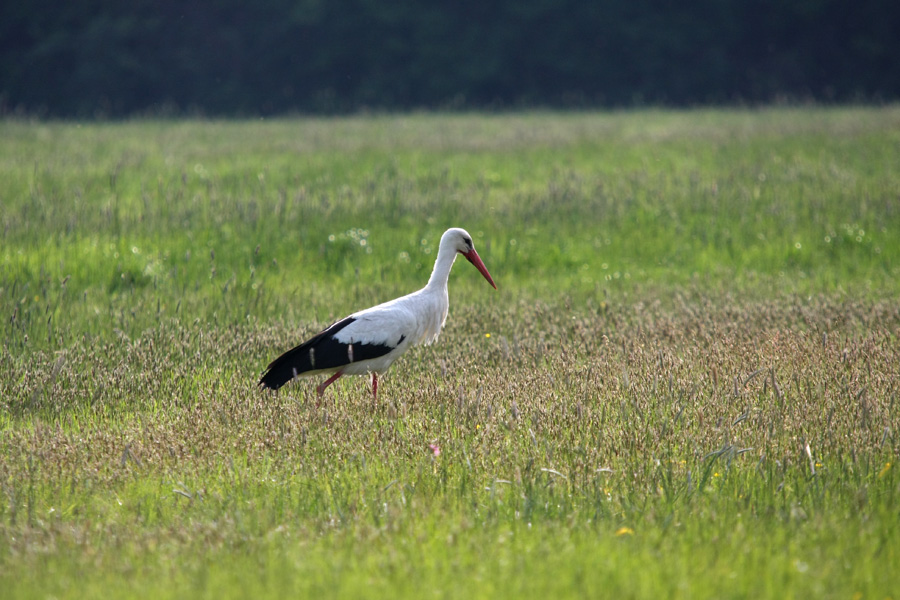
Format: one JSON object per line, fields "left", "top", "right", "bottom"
{"left": 258, "top": 316, "right": 395, "bottom": 391}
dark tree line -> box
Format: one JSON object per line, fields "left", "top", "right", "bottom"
{"left": 1, "top": 0, "right": 898, "bottom": 117}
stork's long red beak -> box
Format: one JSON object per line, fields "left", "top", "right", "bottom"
{"left": 463, "top": 248, "right": 497, "bottom": 289}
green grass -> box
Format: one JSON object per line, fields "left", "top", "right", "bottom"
{"left": 2, "top": 108, "right": 899, "bottom": 598}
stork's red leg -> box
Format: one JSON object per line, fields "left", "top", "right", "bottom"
{"left": 371, "top": 372, "right": 378, "bottom": 401}
{"left": 316, "top": 371, "right": 343, "bottom": 400}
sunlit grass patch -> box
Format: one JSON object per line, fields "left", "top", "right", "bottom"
{"left": 2, "top": 108, "right": 899, "bottom": 599}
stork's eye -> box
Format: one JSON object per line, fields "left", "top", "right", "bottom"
{"left": 463, "top": 237, "right": 472, "bottom": 247}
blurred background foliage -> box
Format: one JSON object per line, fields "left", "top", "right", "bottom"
{"left": 1, "top": 0, "right": 898, "bottom": 117}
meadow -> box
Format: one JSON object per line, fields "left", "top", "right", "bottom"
{"left": 1, "top": 107, "right": 899, "bottom": 598}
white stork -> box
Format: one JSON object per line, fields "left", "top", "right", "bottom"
{"left": 259, "top": 227, "right": 496, "bottom": 400}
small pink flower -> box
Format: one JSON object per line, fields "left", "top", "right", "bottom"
{"left": 428, "top": 444, "right": 441, "bottom": 457}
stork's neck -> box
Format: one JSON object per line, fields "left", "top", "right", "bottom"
{"left": 425, "top": 244, "right": 458, "bottom": 290}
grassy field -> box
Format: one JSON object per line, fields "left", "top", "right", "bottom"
{"left": 1, "top": 107, "right": 899, "bottom": 598}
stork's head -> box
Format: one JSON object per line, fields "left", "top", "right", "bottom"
{"left": 441, "top": 227, "right": 497, "bottom": 289}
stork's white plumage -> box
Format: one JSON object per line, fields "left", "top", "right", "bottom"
{"left": 259, "top": 227, "right": 496, "bottom": 400}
